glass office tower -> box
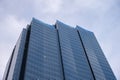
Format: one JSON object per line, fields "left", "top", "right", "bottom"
{"left": 3, "top": 18, "right": 116, "bottom": 80}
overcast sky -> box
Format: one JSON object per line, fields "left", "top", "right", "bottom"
{"left": 0, "top": 0, "right": 120, "bottom": 79}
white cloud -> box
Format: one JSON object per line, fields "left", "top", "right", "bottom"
{"left": 0, "top": 0, "right": 120, "bottom": 79}
{"left": 34, "top": 0, "right": 62, "bottom": 13}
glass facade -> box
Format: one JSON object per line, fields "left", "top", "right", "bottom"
{"left": 56, "top": 21, "right": 94, "bottom": 80}
{"left": 3, "top": 18, "right": 116, "bottom": 80}
{"left": 3, "top": 29, "right": 27, "bottom": 80}
{"left": 76, "top": 26, "right": 116, "bottom": 80}
{"left": 24, "top": 19, "right": 63, "bottom": 80}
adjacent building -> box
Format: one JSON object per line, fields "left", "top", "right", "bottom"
{"left": 3, "top": 18, "right": 116, "bottom": 80}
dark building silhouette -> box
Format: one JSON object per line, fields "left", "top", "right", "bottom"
{"left": 3, "top": 18, "right": 116, "bottom": 80}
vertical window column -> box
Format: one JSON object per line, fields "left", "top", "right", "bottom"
{"left": 77, "top": 30, "right": 96, "bottom": 80}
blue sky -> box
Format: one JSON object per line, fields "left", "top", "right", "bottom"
{"left": 0, "top": 0, "right": 120, "bottom": 79}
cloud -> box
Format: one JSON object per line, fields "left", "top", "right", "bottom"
{"left": 99, "top": 26, "right": 120, "bottom": 79}
{"left": 34, "top": 0, "right": 62, "bottom": 13}
{"left": 0, "top": 0, "right": 120, "bottom": 79}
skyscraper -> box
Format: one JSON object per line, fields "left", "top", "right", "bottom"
{"left": 3, "top": 18, "right": 116, "bottom": 80}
